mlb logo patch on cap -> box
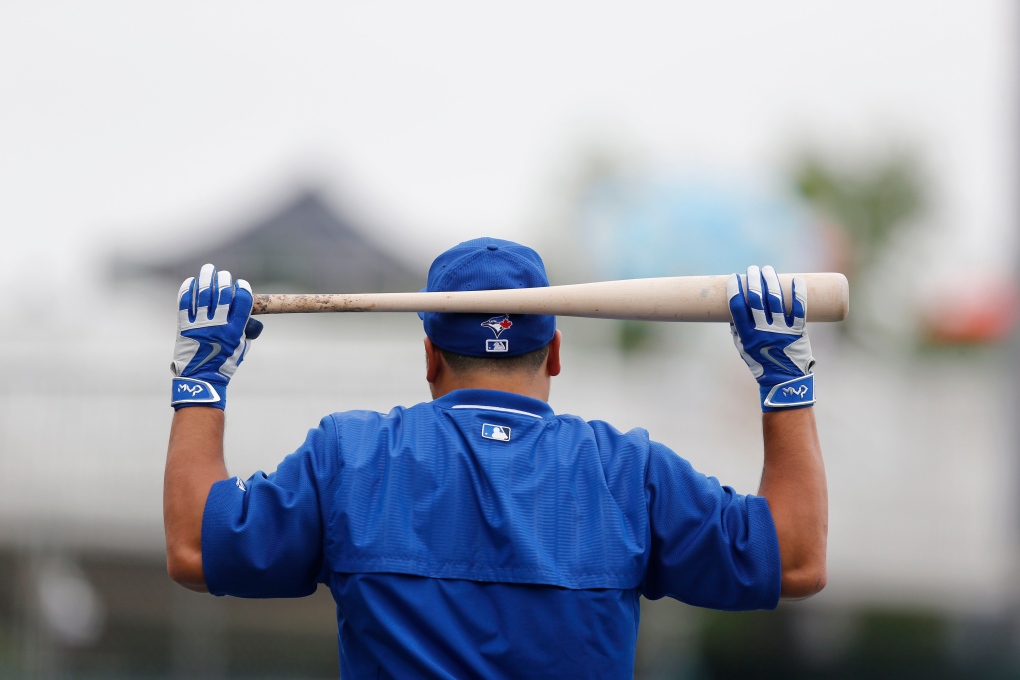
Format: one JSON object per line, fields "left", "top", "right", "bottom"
{"left": 481, "top": 424, "right": 511, "bottom": 441}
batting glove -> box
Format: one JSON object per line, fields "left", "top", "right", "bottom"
{"left": 728, "top": 265, "right": 816, "bottom": 412}
{"left": 170, "top": 264, "right": 263, "bottom": 410}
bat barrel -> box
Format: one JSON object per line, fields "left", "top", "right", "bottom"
{"left": 250, "top": 273, "right": 849, "bottom": 323}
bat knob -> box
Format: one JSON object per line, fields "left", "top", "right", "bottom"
{"left": 245, "top": 318, "right": 264, "bottom": 340}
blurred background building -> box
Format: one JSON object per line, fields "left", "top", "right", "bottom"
{"left": 0, "top": 1, "right": 1017, "bottom": 677}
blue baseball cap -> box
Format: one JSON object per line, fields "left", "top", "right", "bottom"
{"left": 421, "top": 237, "right": 556, "bottom": 358}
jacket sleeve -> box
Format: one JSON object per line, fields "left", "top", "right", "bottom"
{"left": 201, "top": 417, "right": 337, "bottom": 598}
{"left": 640, "top": 441, "right": 781, "bottom": 611}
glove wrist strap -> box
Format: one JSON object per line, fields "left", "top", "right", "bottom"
{"left": 171, "top": 377, "right": 226, "bottom": 410}
{"left": 761, "top": 374, "right": 814, "bottom": 412}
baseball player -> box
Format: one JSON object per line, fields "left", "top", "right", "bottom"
{"left": 163, "top": 238, "right": 826, "bottom": 678}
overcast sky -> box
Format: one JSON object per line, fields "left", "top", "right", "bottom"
{"left": 0, "top": 1, "right": 1014, "bottom": 304}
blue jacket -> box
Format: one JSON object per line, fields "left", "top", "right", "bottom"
{"left": 203, "top": 389, "right": 780, "bottom": 678}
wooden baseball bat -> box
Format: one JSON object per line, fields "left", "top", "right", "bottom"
{"left": 250, "top": 273, "right": 849, "bottom": 322}
{"left": 252, "top": 273, "right": 848, "bottom": 322}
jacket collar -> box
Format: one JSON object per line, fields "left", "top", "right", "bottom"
{"left": 432, "top": 388, "right": 555, "bottom": 420}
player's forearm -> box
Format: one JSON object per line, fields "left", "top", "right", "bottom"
{"left": 757, "top": 407, "right": 827, "bottom": 599}
{"left": 164, "top": 406, "right": 229, "bottom": 592}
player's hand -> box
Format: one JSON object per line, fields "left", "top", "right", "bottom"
{"left": 170, "top": 264, "right": 264, "bottom": 410}
{"left": 728, "top": 265, "right": 815, "bottom": 411}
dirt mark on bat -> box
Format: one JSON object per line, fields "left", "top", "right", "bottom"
{"left": 252, "top": 294, "right": 369, "bottom": 314}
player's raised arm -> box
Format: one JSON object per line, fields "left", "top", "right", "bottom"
{"left": 163, "top": 264, "right": 262, "bottom": 592}
{"left": 728, "top": 265, "right": 828, "bottom": 599}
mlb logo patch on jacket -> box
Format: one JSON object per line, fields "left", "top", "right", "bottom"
{"left": 481, "top": 424, "right": 511, "bottom": 441}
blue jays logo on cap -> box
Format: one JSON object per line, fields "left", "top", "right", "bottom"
{"left": 481, "top": 423, "right": 511, "bottom": 441}
{"left": 481, "top": 314, "right": 513, "bottom": 338}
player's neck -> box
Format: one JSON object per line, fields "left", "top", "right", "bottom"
{"left": 424, "top": 333, "right": 559, "bottom": 403}
{"left": 430, "top": 373, "right": 551, "bottom": 403}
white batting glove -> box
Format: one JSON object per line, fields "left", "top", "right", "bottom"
{"left": 170, "top": 264, "right": 263, "bottom": 410}
{"left": 728, "top": 265, "right": 815, "bottom": 411}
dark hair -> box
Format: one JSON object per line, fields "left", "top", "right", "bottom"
{"left": 439, "top": 343, "right": 550, "bottom": 375}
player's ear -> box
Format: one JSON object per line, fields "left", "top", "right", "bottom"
{"left": 424, "top": 337, "right": 442, "bottom": 384}
{"left": 546, "top": 330, "right": 562, "bottom": 377}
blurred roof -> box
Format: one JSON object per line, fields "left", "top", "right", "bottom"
{"left": 116, "top": 189, "right": 425, "bottom": 293}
